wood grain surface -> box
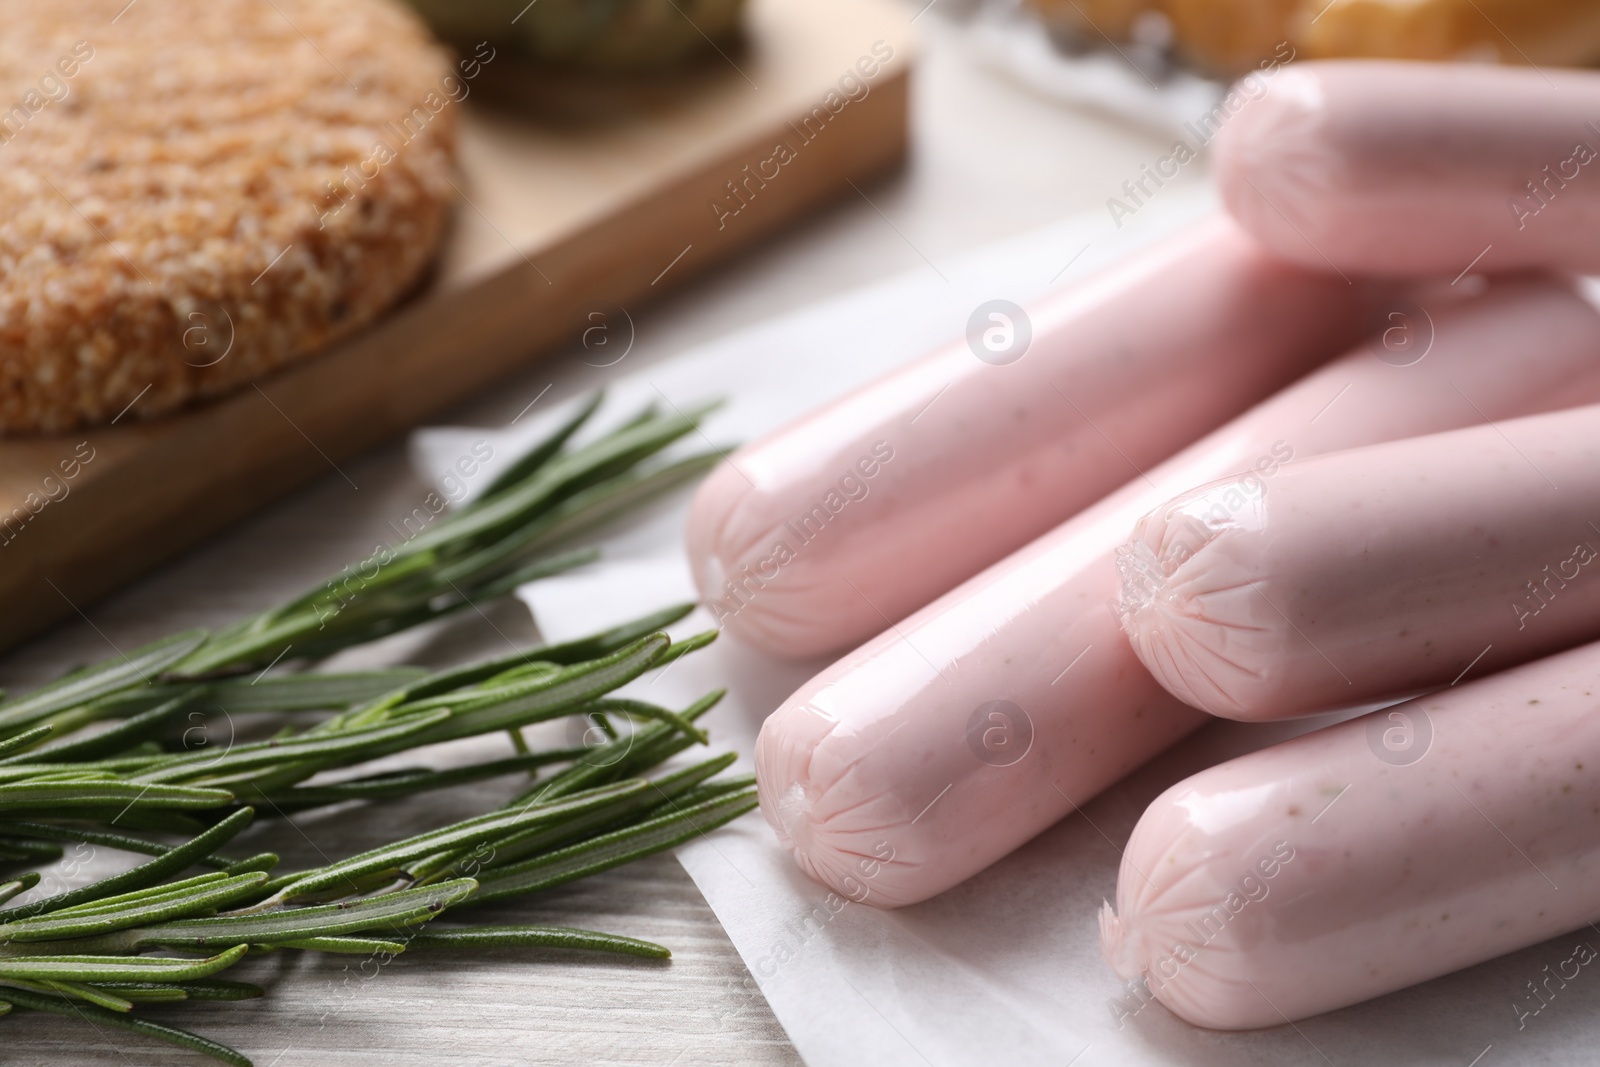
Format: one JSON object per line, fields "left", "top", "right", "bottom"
{"left": 0, "top": 0, "right": 915, "bottom": 656}
{"left": 3, "top": 853, "right": 800, "bottom": 1067}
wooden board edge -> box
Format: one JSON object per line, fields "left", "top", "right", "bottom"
{"left": 0, "top": 65, "right": 910, "bottom": 654}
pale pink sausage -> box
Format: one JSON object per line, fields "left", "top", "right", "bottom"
{"left": 756, "top": 277, "right": 1600, "bottom": 908}
{"left": 686, "top": 219, "right": 1377, "bottom": 658}
{"left": 1119, "top": 404, "right": 1600, "bottom": 720}
{"left": 1215, "top": 61, "right": 1600, "bottom": 278}
{"left": 1100, "top": 637, "right": 1600, "bottom": 1030}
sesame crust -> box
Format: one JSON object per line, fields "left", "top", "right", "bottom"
{"left": 0, "top": 0, "right": 458, "bottom": 434}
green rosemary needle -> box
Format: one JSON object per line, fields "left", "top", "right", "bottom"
{"left": 0, "top": 393, "right": 756, "bottom": 1066}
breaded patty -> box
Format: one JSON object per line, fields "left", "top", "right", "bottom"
{"left": 0, "top": 0, "right": 458, "bottom": 434}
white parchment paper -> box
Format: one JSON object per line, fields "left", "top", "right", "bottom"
{"left": 412, "top": 193, "right": 1600, "bottom": 1066}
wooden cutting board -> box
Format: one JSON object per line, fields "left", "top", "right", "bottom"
{"left": 0, "top": 0, "right": 914, "bottom": 655}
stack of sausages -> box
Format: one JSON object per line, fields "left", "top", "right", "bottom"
{"left": 686, "top": 60, "right": 1600, "bottom": 1028}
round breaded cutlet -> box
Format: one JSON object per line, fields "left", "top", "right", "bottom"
{"left": 0, "top": 0, "right": 458, "bottom": 434}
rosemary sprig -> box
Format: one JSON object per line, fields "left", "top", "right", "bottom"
{"left": 170, "top": 397, "right": 720, "bottom": 677}
{"left": 0, "top": 394, "right": 757, "bottom": 1066}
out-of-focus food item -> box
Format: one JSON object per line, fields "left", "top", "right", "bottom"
{"left": 0, "top": 0, "right": 457, "bottom": 435}
{"left": 1027, "top": 0, "right": 1600, "bottom": 76}
{"left": 754, "top": 276, "right": 1600, "bottom": 909}
{"left": 405, "top": 0, "right": 746, "bottom": 73}
{"left": 1304, "top": 0, "right": 1600, "bottom": 68}
{"left": 1118, "top": 403, "right": 1600, "bottom": 721}
{"left": 687, "top": 219, "right": 1374, "bottom": 659}
{"left": 1101, "top": 637, "right": 1600, "bottom": 1029}
{"left": 1025, "top": 0, "right": 1153, "bottom": 42}
{"left": 1160, "top": 0, "right": 1301, "bottom": 76}
{"left": 1216, "top": 61, "right": 1600, "bottom": 277}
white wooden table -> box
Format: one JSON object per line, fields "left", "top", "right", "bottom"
{"left": 1, "top": 13, "right": 1191, "bottom": 1062}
